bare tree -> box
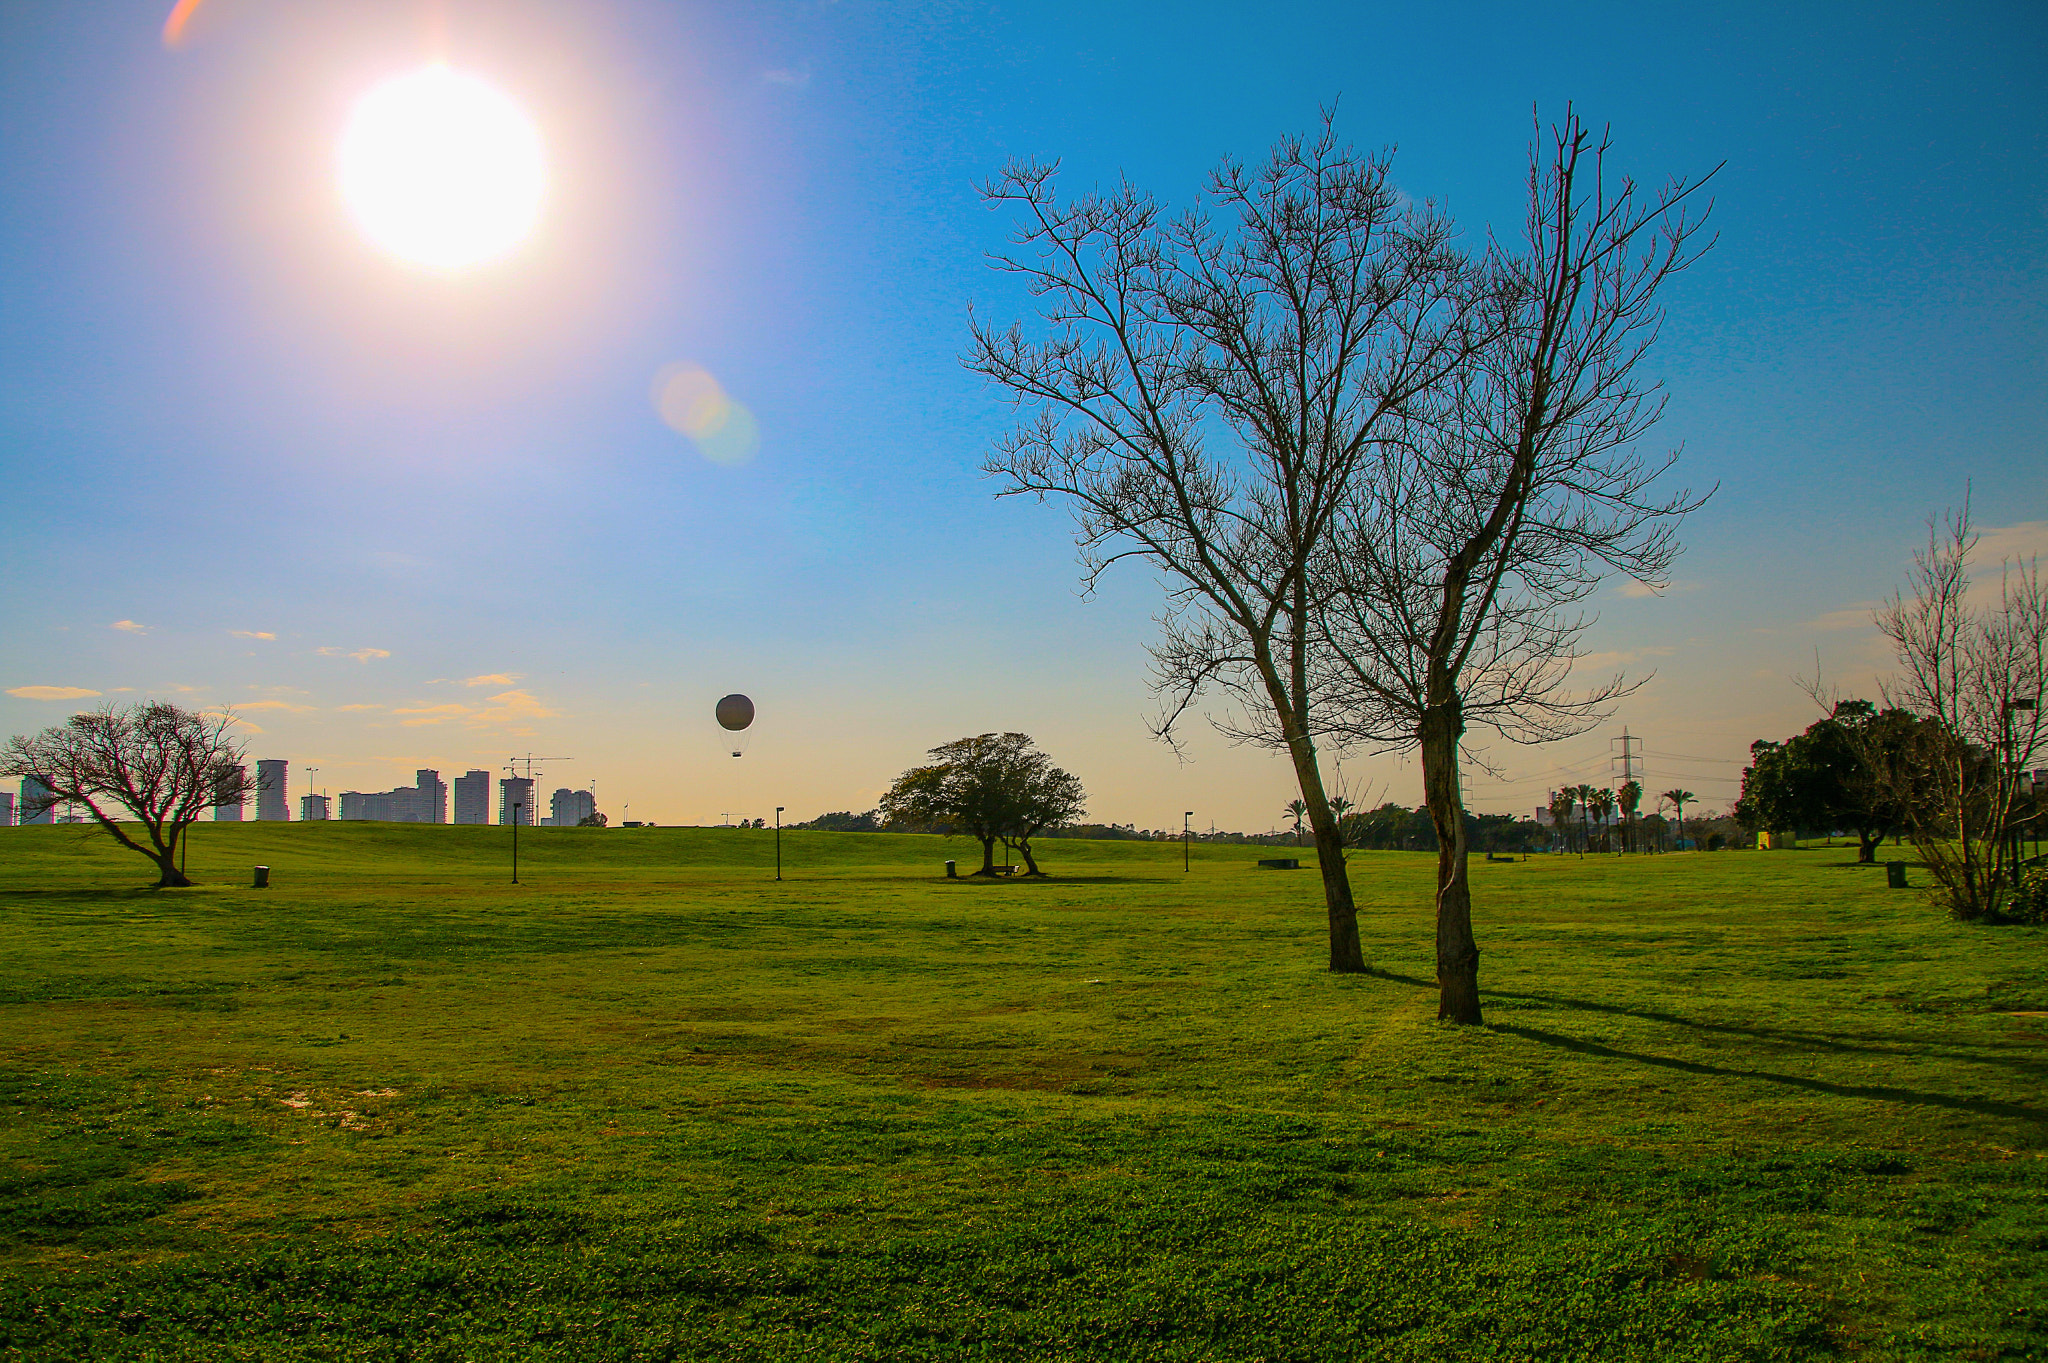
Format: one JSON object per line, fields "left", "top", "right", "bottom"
{"left": 969, "top": 115, "right": 1482, "bottom": 971}
{"left": 1312, "top": 112, "right": 1715, "bottom": 1021}
{"left": 1873, "top": 507, "right": 2047, "bottom": 919}
{"left": 1, "top": 702, "right": 252, "bottom": 887}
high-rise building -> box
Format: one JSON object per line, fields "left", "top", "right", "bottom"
{"left": 0, "top": 791, "right": 14, "bottom": 826}
{"left": 453, "top": 770, "right": 492, "bottom": 824}
{"left": 213, "top": 763, "right": 247, "bottom": 821}
{"left": 416, "top": 769, "right": 447, "bottom": 824}
{"left": 546, "top": 788, "right": 597, "bottom": 827}
{"left": 20, "top": 777, "right": 54, "bottom": 825}
{"left": 499, "top": 777, "right": 534, "bottom": 826}
{"left": 300, "top": 793, "right": 330, "bottom": 821}
{"left": 256, "top": 759, "right": 290, "bottom": 821}
{"left": 335, "top": 769, "right": 449, "bottom": 822}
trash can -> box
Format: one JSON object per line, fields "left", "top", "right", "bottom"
{"left": 252, "top": 865, "right": 270, "bottom": 889}
{"left": 944, "top": 860, "right": 958, "bottom": 879}
{"left": 1885, "top": 861, "right": 1907, "bottom": 889}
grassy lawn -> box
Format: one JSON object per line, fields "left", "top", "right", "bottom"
{"left": 0, "top": 823, "right": 2042, "bottom": 1360}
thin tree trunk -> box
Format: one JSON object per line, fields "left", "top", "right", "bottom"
{"left": 1014, "top": 837, "right": 1042, "bottom": 876}
{"left": 1421, "top": 700, "right": 1482, "bottom": 1024}
{"left": 1257, "top": 650, "right": 1364, "bottom": 972}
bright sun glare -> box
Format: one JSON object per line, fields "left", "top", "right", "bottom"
{"left": 339, "top": 66, "right": 545, "bottom": 271}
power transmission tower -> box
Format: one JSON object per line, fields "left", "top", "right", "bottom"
{"left": 1610, "top": 727, "right": 1644, "bottom": 785}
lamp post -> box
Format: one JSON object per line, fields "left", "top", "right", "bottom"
{"left": 775, "top": 806, "right": 784, "bottom": 882}
{"left": 511, "top": 800, "right": 522, "bottom": 884}
{"left": 1183, "top": 811, "right": 1194, "bottom": 873}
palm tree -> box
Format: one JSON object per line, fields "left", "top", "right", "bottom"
{"left": 1284, "top": 798, "right": 1307, "bottom": 847}
{"left": 1328, "top": 795, "right": 1353, "bottom": 847}
{"left": 1590, "top": 787, "right": 1618, "bottom": 852}
{"left": 1547, "top": 790, "right": 1576, "bottom": 854}
{"left": 1573, "top": 784, "right": 1600, "bottom": 857}
{"left": 1662, "top": 789, "right": 1695, "bottom": 850}
{"left": 1618, "top": 780, "right": 1642, "bottom": 853}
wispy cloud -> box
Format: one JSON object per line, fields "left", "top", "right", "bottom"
{"left": 1801, "top": 603, "right": 1880, "bottom": 632}
{"left": 1618, "top": 579, "right": 1701, "bottom": 599}
{"left": 1574, "top": 647, "right": 1676, "bottom": 671}
{"left": 460, "top": 673, "right": 522, "bottom": 687}
{"left": 336, "top": 703, "right": 382, "bottom": 712}
{"left": 6, "top": 685, "right": 101, "bottom": 700}
{"left": 391, "top": 702, "right": 474, "bottom": 727}
{"left": 230, "top": 629, "right": 277, "bottom": 640}
{"left": 1977, "top": 520, "right": 2048, "bottom": 566}
{"left": 762, "top": 64, "right": 811, "bottom": 87}
{"left": 110, "top": 620, "right": 149, "bottom": 634}
{"left": 317, "top": 646, "right": 392, "bottom": 662}
{"left": 238, "top": 700, "right": 316, "bottom": 713}
{"left": 389, "top": 689, "right": 560, "bottom": 729}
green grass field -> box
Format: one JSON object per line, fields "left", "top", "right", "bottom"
{"left": 0, "top": 823, "right": 2042, "bottom": 1361}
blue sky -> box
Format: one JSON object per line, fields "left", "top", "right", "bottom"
{"left": 1, "top": 0, "right": 2042, "bottom": 828}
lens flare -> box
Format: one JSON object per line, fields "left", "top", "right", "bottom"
{"left": 339, "top": 66, "right": 545, "bottom": 271}
{"left": 652, "top": 363, "right": 760, "bottom": 465}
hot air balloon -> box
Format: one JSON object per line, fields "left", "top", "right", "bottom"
{"left": 715, "top": 694, "right": 754, "bottom": 757}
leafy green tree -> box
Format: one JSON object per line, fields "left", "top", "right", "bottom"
{"left": 880, "top": 734, "right": 1086, "bottom": 877}
{"left": 1737, "top": 701, "right": 1922, "bottom": 863}
{"left": 1284, "top": 799, "right": 1308, "bottom": 846}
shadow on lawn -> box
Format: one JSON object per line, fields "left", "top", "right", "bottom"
{"left": 1362, "top": 968, "right": 2047, "bottom": 1124}
{"left": 1364, "top": 967, "right": 2046, "bottom": 1078}
{"left": 1493, "top": 1023, "right": 2046, "bottom": 1126}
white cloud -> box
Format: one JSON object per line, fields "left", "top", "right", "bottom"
{"left": 337, "top": 703, "right": 382, "bottom": 712}
{"left": 460, "top": 673, "right": 522, "bottom": 687}
{"left": 1977, "top": 520, "right": 2048, "bottom": 566}
{"left": 110, "top": 620, "right": 149, "bottom": 634}
{"left": 317, "top": 646, "right": 391, "bottom": 662}
{"left": 6, "top": 685, "right": 102, "bottom": 700}
{"left": 238, "top": 700, "right": 317, "bottom": 713}
{"left": 230, "top": 630, "right": 277, "bottom": 640}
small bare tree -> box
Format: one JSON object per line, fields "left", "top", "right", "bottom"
{"left": 969, "top": 115, "right": 1483, "bottom": 971}
{"left": 1, "top": 702, "right": 252, "bottom": 887}
{"left": 1873, "top": 507, "right": 2047, "bottom": 919}
{"left": 1313, "top": 112, "right": 1715, "bottom": 1021}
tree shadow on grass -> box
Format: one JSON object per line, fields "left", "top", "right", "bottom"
{"left": 1492, "top": 1022, "right": 2047, "bottom": 1127}
{"left": 1360, "top": 968, "right": 2048, "bottom": 1083}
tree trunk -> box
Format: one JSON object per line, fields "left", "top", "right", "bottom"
{"left": 1256, "top": 660, "right": 1363, "bottom": 972}
{"left": 1420, "top": 700, "right": 1482, "bottom": 1024}
{"left": 1013, "top": 837, "right": 1043, "bottom": 876}
{"left": 153, "top": 851, "right": 192, "bottom": 888}
{"left": 1856, "top": 829, "right": 1881, "bottom": 864}
{"left": 975, "top": 836, "right": 998, "bottom": 875}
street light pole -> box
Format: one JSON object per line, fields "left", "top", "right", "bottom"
{"left": 775, "top": 806, "right": 784, "bottom": 881}
{"left": 1184, "top": 810, "right": 1194, "bottom": 873}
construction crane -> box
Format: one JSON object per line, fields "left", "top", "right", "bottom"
{"left": 503, "top": 754, "right": 574, "bottom": 826}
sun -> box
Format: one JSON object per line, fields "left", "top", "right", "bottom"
{"left": 338, "top": 66, "right": 545, "bottom": 272}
